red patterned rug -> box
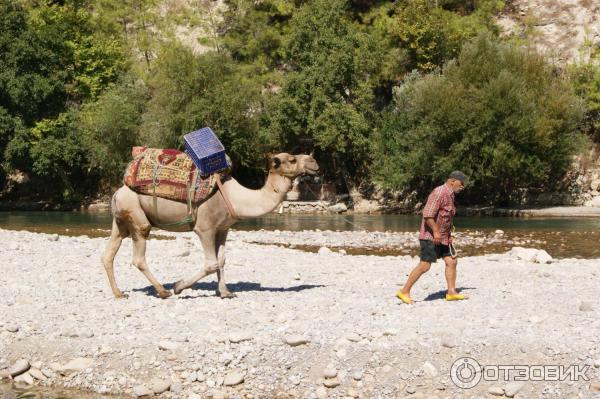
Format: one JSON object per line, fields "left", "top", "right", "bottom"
{"left": 123, "top": 147, "right": 218, "bottom": 204}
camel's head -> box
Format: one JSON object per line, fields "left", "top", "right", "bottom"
{"left": 270, "top": 152, "right": 320, "bottom": 178}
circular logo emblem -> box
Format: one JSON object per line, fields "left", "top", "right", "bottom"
{"left": 450, "top": 357, "right": 482, "bottom": 389}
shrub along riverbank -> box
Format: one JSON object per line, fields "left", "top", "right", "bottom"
{"left": 0, "top": 0, "right": 598, "bottom": 207}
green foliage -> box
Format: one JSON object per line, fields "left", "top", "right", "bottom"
{"left": 261, "top": 0, "right": 389, "bottom": 184}
{"left": 0, "top": 0, "right": 593, "bottom": 206}
{"left": 79, "top": 77, "right": 149, "bottom": 187}
{"left": 387, "top": 0, "right": 503, "bottom": 71}
{"left": 569, "top": 59, "right": 600, "bottom": 142}
{"left": 373, "top": 34, "right": 584, "bottom": 204}
{"left": 141, "top": 43, "right": 267, "bottom": 176}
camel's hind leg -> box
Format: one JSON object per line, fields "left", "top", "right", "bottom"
{"left": 173, "top": 228, "right": 219, "bottom": 295}
{"left": 129, "top": 209, "right": 172, "bottom": 299}
{"left": 102, "top": 218, "right": 129, "bottom": 299}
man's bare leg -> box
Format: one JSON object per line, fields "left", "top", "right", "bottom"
{"left": 398, "top": 261, "right": 432, "bottom": 303}
{"left": 443, "top": 256, "right": 458, "bottom": 295}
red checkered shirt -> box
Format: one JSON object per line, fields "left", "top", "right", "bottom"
{"left": 419, "top": 183, "right": 456, "bottom": 245}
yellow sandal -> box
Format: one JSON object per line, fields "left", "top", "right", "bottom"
{"left": 396, "top": 291, "right": 414, "bottom": 304}
{"left": 445, "top": 293, "right": 467, "bottom": 301}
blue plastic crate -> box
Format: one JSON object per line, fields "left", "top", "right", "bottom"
{"left": 183, "top": 127, "right": 230, "bottom": 176}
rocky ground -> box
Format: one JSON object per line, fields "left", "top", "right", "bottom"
{"left": 1, "top": 228, "right": 599, "bottom": 399}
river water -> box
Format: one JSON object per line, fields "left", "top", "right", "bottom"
{"left": 1, "top": 211, "right": 600, "bottom": 258}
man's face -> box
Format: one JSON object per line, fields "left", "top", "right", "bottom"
{"left": 448, "top": 178, "right": 465, "bottom": 193}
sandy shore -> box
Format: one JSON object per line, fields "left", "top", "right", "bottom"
{"left": 0, "top": 228, "right": 599, "bottom": 399}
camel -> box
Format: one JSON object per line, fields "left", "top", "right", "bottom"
{"left": 101, "top": 152, "right": 319, "bottom": 299}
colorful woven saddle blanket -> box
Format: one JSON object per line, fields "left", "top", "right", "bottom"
{"left": 123, "top": 147, "right": 218, "bottom": 204}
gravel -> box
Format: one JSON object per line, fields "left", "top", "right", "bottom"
{"left": 0, "top": 228, "right": 598, "bottom": 398}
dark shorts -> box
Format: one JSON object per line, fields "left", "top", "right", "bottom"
{"left": 419, "top": 239, "right": 451, "bottom": 263}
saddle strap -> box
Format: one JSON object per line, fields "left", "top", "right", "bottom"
{"left": 216, "top": 175, "right": 238, "bottom": 220}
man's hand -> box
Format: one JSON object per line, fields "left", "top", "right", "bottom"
{"left": 433, "top": 231, "right": 442, "bottom": 244}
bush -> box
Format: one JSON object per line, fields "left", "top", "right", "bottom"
{"left": 373, "top": 34, "right": 585, "bottom": 205}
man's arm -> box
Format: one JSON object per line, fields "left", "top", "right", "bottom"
{"left": 425, "top": 217, "right": 442, "bottom": 244}
{"left": 423, "top": 189, "right": 442, "bottom": 243}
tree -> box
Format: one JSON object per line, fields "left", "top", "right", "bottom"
{"left": 373, "top": 34, "right": 584, "bottom": 204}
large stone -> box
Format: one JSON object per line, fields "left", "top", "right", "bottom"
{"left": 283, "top": 334, "right": 310, "bottom": 346}
{"left": 149, "top": 378, "right": 171, "bottom": 394}
{"left": 133, "top": 385, "right": 153, "bottom": 397}
{"left": 507, "top": 247, "right": 553, "bottom": 263}
{"left": 14, "top": 372, "right": 34, "bottom": 385}
{"left": 224, "top": 370, "right": 245, "bottom": 386}
{"left": 60, "top": 358, "right": 93, "bottom": 374}
{"left": 28, "top": 368, "right": 47, "bottom": 381}
{"left": 9, "top": 359, "right": 30, "bottom": 377}
{"left": 488, "top": 386, "right": 504, "bottom": 396}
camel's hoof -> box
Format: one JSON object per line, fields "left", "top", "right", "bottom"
{"left": 218, "top": 291, "right": 237, "bottom": 299}
{"left": 115, "top": 292, "right": 129, "bottom": 299}
{"left": 173, "top": 280, "right": 185, "bottom": 295}
{"left": 158, "top": 290, "right": 172, "bottom": 299}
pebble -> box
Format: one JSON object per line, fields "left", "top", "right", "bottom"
{"left": 9, "top": 359, "right": 30, "bottom": 377}
{"left": 590, "top": 381, "right": 600, "bottom": 392}
{"left": 406, "top": 385, "right": 417, "bottom": 394}
{"left": 323, "top": 377, "right": 340, "bottom": 388}
{"left": 504, "top": 382, "right": 524, "bottom": 397}
{"left": 422, "top": 361, "right": 438, "bottom": 378}
{"left": 352, "top": 370, "right": 363, "bottom": 380}
{"left": 318, "top": 247, "right": 332, "bottom": 255}
{"left": 170, "top": 381, "right": 183, "bottom": 393}
{"left": 441, "top": 335, "right": 457, "bottom": 348}
{"left": 28, "top": 367, "right": 47, "bottom": 381}
{"left": 14, "top": 372, "right": 34, "bottom": 385}
{"left": 488, "top": 386, "right": 505, "bottom": 396}
{"left": 323, "top": 366, "right": 337, "bottom": 379}
{"left": 158, "top": 340, "right": 179, "bottom": 350}
{"left": 579, "top": 302, "right": 593, "bottom": 312}
{"left": 60, "top": 357, "right": 93, "bottom": 373}
{"left": 283, "top": 334, "right": 310, "bottom": 346}
{"left": 224, "top": 370, "right": 245, "bottom": 386}
{"left": 5, "top": 325, "right": 19, "bottom": 333}
{"left": 316, "top": 386, "right": 328, "bottom": 398}
{"left": 229, "top": 331, "right": 253, "bottom": 343}
{"left": 133, "top": 385, "right": 153, "bottom": 397}
{"left": 150, "top": 378, "right": 171, "bottom": 394}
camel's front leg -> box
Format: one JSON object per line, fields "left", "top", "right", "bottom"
{"left": 173, "top": 228, "right": 218, "bottom": 295}
{"left": 215, "top": 230, "right": 235, "bottom": 298}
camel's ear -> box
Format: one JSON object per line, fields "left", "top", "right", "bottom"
{"left": 272, "top": 156, "right": 281, "bottom": 169}
{"left": 309, "top": 150, "right": 315, "bottom": 158}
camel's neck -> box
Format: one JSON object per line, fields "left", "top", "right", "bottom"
{"left": 223, "top": 173, "right": 292, "bottom": 218}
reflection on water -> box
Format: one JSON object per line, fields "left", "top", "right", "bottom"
{"left": 1, "top": 211, "right": 600, "bottom": 258}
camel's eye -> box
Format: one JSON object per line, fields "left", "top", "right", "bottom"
{"left": 289, "top": 156, "right": 297, "bottom": 164}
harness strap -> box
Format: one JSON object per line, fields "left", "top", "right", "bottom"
{"left": 216, "top": 175, "right": 238, "bottom": 220}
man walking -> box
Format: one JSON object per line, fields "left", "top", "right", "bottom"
{"left": 396, "top": 171, "right": 467, "bottom": 304}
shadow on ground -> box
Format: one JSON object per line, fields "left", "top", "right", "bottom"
{"left": 133, "top": 281, "right": 326, "bottom": 298}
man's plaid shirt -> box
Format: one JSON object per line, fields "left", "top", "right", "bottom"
{"left": 419, "top": 183, "right": 456, "bottom": 245}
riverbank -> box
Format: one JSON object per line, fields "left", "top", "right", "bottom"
{"left": 1, "top": 228, "right": 599, "bottom": 398}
